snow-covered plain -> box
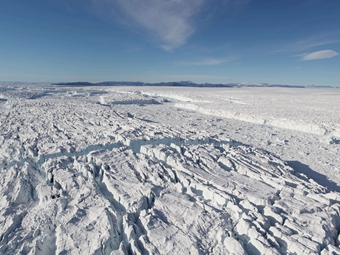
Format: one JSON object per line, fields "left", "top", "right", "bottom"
{"left": 0, "top": 84, "right": 339, "bottom": 255}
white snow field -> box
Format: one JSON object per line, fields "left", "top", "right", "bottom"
{"left": 0, "top": 84, "right": 340, "bottom": 255}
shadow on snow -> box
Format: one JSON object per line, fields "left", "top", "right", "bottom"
{"left": 287, "top": 160, "right": 340, "bottom": 192}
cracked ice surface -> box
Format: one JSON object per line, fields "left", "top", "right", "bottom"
{"left": 0, "top": 84, "right": 340, "bottom": 255}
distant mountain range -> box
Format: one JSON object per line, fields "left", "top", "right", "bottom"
{"left": 53, "top": 81, "right": 235, "bottom": 87}
{"left": 52, "top": 81, "right": 334, "bottom": 88}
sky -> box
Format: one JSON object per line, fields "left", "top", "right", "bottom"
{"left": 1, "top": 0, "right": 340, "bottom": 86}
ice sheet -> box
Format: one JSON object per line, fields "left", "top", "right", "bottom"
{"left": 0, "top": 84, "right": 339, "bottom": 254}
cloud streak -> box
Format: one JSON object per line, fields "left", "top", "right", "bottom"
{"left": 274, "top": 33, "right": 340, "bottom": 53}
{"left": 114, "top": 0, "right": 205, "bottom": 51}
{"left": 289, "top": 38, "right": 338, "bottom": 52}
{"left": 301, "top": 50, "right": 339, "bottom": 61}
{"left": 179, "top": 58, "right": 228, "bottom": 66}
{"left": 60, "top": 0, "right": 249, "bottom": 50}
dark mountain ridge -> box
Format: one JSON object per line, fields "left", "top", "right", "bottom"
{"left": 53, "top": 81, "right": 306, "bottom": 88}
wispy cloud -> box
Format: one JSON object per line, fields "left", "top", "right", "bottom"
{"left": 62, "top": 0, "right": 249, "bottom": 51}
{"left": 275, "top": 33, "right": 340, "bottom": 53}
{"left": 179, "top": 58, "right": 228, "bottom": 66}
{"left": 113, "top": 0, "right": 252, "bottom": 50}
{"left": 113, "top": 0, "right": 206, "bottom": 51}
{"left": 289, "top": 38, "right": 338, "bottom": 52}
{"left": 301, "top": 50, "right": 339, "bottom": 61}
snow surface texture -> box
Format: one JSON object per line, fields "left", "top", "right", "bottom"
{"left": 0, "top": 84, "right": 340, "bottom": 255}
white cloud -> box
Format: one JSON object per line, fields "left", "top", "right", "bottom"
{"left": 289, "top": 38, "right": 338, "bottom": 52}
{"left": 61, "top": 0, "right": 249, "bottom": 50}
{"left": 179, "top": 58, "right": 227, "bottom": 66}
{"left": 113, "top": 0, "right": 205, "bottom": 51}
{"left": 301, "top": 50, "right": 339, "bottom": 61}
{"left": 274, "top": 33, "right": 340, "bottom": 53}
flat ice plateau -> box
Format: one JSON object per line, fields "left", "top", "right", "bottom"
{"left": 0, "top": 84, "right": 340, "bottom": 255}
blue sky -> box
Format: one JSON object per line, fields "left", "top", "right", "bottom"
{"left": 1, "top": 0, "right": 340, "bottom": 86}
